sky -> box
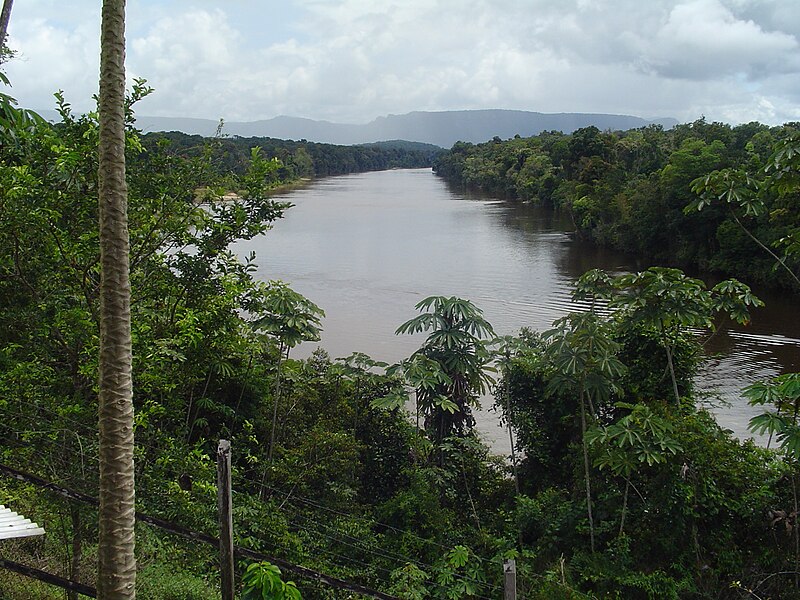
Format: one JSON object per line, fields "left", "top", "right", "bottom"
{"left": 4, "top": 0, "right": 800, "bottom": 126}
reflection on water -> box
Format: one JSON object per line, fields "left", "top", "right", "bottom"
{"left": 236, "top": 169, "right": 800, "bottom": 453}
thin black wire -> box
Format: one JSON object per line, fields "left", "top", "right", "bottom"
{"left": 4, "top": 405, "right": 496, "bottom": 572}
{"left": 250, "top": 478, "right": 505, "bottom": 566}
{"left": 0, "top": 401, "right": 97, "bottom": 437}
{"left": 241, "top": 527, "right": 498, "bottom": 600}
{"left": 2, "top": 398, "right": 216, "bottom": 481}
{"left": 288, "top": 507, "right": 435, "bottom": 570}
{"left": 0, "top": 423, "right": 188, "bottom": 504}
{"left": 1, "top": 440, "right": 500, "bottom": 600}
{"left": 0, "top": 426, "right": 95, "bottom": 466}
{"left": 1, "top": 405, "right": 100, "bottom": 469}
{"left": 281, "top": 497, "right": 500, "bottom": 589}
{"left": 286, "top": 510, "right": 423, "bottom": 574}
{"left": 3, "top": 391, "right": 262, "bottom": 479}
{"left": 2, "top": 436, "right": 501, "bottom": 598}
{"left": 3, "top": 401, "right": 506, "bottom": 587}
{"left": 5, "top": 397, "right": 503, "bottom": 569}
{"left": 0, "top": 429, "right": 211, "bottom": 520}
{"left": 238, "top": 477, "right": 502, "bottom": 595}
{"left": 1, "top": 411, "right": 220, "bottom": 526}
{"left": 282, "top": 517, "right": 396, "bottom": 578}
{"left": 284, "top": 509, "right": 500, "bottom": 597}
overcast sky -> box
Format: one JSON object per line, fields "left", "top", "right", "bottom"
{"left": 4, "top": 0, "right": 800, "bottom": 125}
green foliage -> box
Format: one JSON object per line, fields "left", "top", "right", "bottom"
{"left": 137, "top": 563, "right": 217, "bottom": 600}
{"left": 388, "top": 545, "right": 490, "bottom": 600}
{"left": 3, "top": 77, "right": 799, "bottom": 600}
{"left": 579, "top": 266, "right": 762, "bottom": 405}
{"left": 687, "top": 132, "right": 800, "bottom": 289}
{"left": 587, "top": 403, "right": 682, "bottom": 474}
{"left": 253, "top": 281, "right": 324, "bottom": 351}
{"left": 747, "top": 373, "right": 800, "bottom": 459}
{"left": 242, "top": 561, "right": 302, "bottom": 600}
{"left": 494, "top": 267, "right": 795, "bottom": 597}
{"left": 143, "top": 130, "right": 440, "bottom": 180}
{"left": 434, "top": 121, "right": 800, "bottom": 289}
{"left": 517, "top": 488, "right": 582, "bottom": 555}
{"left": 389, "top": 563, "right": 430, "bottom": 600}
{"left": 394, "top": 296, "right": 496, "bottom": 446}
{"left": 543, "top": 312, "right": 626, "bottom": 405}
{"left": 0, "top": 80, "right": 46, "bottom": 143}
{"left": 433, "top": 545, "right": 487, "bottom": 599}
{"left": 688, "top": 166, "right": 764, "bottom": 216}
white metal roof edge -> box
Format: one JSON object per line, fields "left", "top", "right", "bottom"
{"left": 0, "top": 505, "right": 46, "bottom": 540}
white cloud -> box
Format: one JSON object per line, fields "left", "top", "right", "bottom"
{"left": 2, "top": 0, "right": 799, "bottom": 126}
{"left": 128, "top": 9, "right": 243, "bottom": 118}
{"left": 644, "top": 0, "right": 799, "bottom": 80}
{"left": 5, "top": 13, "right": 100, "bottom": 113}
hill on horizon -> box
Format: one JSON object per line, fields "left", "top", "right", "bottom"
{"left": 145, "top": 109, "right": 678, "bottom": 147}
{"left": 40, "top": 108, "right": 678, "bottom": 147}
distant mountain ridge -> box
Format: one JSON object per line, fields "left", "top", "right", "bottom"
{"left": 41, "top": 108, "right": 677, "bottom": 147}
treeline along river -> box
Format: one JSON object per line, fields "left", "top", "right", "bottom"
{"left": 237, "top": 168, "right": 800, "bottom": 452}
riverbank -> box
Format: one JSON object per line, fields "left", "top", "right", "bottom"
{"left": 433, "top": 121, "right": 800, "bottom": 294}
{"left": 235, "top": 168, "right": 800, "bottom": 448}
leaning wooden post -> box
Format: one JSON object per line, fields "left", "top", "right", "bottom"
{"left": 504, "top": 558, "right": 516, "bottom": 600}
{"left": 217, "top": 439, "right": 235, "bottom": 600}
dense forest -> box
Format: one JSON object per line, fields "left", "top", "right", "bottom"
{"left": 3, "top": 76, "right": 800, "bottom": 599}
{"left": 145, "top": 130, "right": 442, "bottom": 180}
{"left": 433, "top": 121, "right": 800, "bottom": 292}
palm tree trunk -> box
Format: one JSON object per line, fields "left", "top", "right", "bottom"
{"left": 97, "top": 1, "right": 136, "bottom": 598}
{"left": 0, "top": 0, "right": 13, "bottom": 51}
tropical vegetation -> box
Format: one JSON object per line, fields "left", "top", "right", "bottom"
{"left": 3, "top": 51, "right": 800, "bottom": 600}
{"left": 434, "top": 121, "right": 800, "bottom": 292}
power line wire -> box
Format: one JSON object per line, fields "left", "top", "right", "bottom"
{"left": 5, "top": 406, "right": 507, "bottom": 586}
{"left": 250, "top": 478, "right": 504, "bottom": 566}
{"left": 0, "top": 461, "right": 400, "bottom": 600}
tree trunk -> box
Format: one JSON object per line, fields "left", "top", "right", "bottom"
{"left": 68, "top": 503, "right": 82, "bottom": 600}
{"left": 0, "top": 0, "right": 13, "bottom": 51}
{"left": 504, "top": 376, "right": 520, "bottom": 498}
{"left": 730, "top": 208, "right": 800, "bottom": 287}
{"left": 619, "top": 479, "right": 630, "bottom": 537}
{"left": 503, "top": 371, "right": 522, "bottom": 549}
{"left": 665, "top": 343, "right": 681, "bottom": 408}
{"left": 97, "top": 1, "right": 136, "bottom": 598}
{"left": 580, "top": 391, "right": 595, "bottom": 553}
{"left": 793, "top": 474, "right": 799, "bottom": 588}
{"left": 268, "top": 346, "right": 284, "bottom": 462}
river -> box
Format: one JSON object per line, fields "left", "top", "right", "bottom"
{"left": 237, "top": 168, "right": 800, "bottom": 453}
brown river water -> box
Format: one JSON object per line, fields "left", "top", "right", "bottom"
{"left": 236, "top": 168, "right": 800, "bottom": 454}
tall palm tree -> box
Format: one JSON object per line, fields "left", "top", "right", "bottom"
{"left": 0, "top": 0, "right": 13, "bottom": 52}
{"left": 97, "top": 0, "right": 136, "bottom": 597}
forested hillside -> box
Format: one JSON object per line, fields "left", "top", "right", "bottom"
{"left": 3, "top": 84, "right": 800, "bottom": 599}
{"left": 145, "top": 131, "right": 441, "bottom": 180}
{"left": 433, "top": 121, "right": 800, "bottom": 291}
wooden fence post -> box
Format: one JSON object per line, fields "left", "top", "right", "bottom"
{"left": 217, "top": 439, "right": 235, "bottom": 600}
{"left": 504, "top": 558, "right": 516, "bottom": 600}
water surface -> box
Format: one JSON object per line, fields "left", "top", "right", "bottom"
{"left": 238, "top": 169, "right": 800, "bottom": 452}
